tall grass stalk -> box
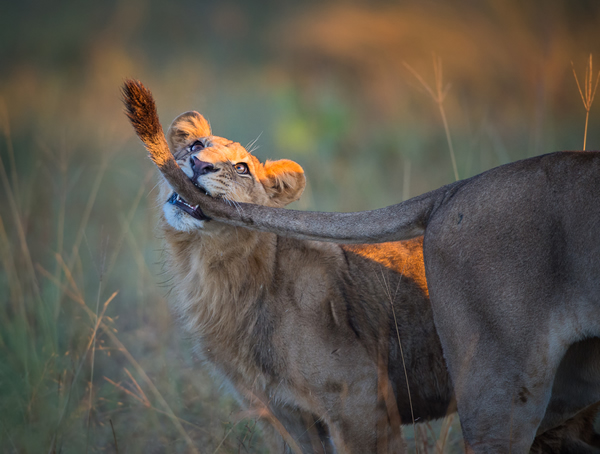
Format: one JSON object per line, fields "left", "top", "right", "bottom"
{"left": 100, "top": 319, "right": 202, "bottom": 454}
{"left": 86, "top": 247, "right": 107, "bottom": 454}
{"left": 67, "top": 155, "right": 111, "bottom": 273}
{"left": 376, "top": 267, "right": 418, "bottom": 453}
{"left": 0, "top": 120, "right": 231, "bottom": 451}
{"left": 404, "top": 55, "right": 459, "bottom": 181}
{"left": 0, "top": 122, "right": 50, "bottom": 406}
{"left": 0, "top": 100, "right": 19, "bottom": 204}
{"left": 571, "top": 54, "right": 600, "bottom": 150}
{"left": 402, "top": 159, "right": 411, "bottom": 201}
{"left": 109, "top": 419, "right": 119, "bottom": 454}
{"left": 435, "top": 414, "right": 455, "bottom": 454}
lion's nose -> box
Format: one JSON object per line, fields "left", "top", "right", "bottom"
{"left": 191, "top": 156, "right": 217, "bottom": 175}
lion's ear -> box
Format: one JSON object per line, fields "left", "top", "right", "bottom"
{"left": 167, "top": 111, "right": 211, "bottom": 152}
{"left": 262, "top": 159, "right": 306, "bottom": 207}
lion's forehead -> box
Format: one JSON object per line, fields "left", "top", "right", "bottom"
{"left": 202, "top": 139, "right": 259, "bottom": 167}
{"left": 200, "top": 145, "right": 246, "bottom": 162}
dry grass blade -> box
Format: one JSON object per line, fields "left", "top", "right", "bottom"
{"left": 0, "top": 214, "right": 26, "bottom": 318}
{"left": 36, "top": 264, "right": 86, "bottom": 307}
{"left": 0, "top": 99, "right": 20, "bottom": 205}
{"left": 67, "top": 155, "right": 110, "bottom": 273}
{"left": 54, "top": 254, "right": 92, "bottom": 318}
{"left": 211, "top": 420, "right": 242, "bottom": 454}
{"left": 123, "top": 368, "right": 151, "bottom": 406}
{"left": 416, "top": 425, "right": 430, "bottom": 453}
{"left": 404, "top": 55, "right": 458, "bottom": 181}
{"left": 435, "top": 414, "right": 455, "bottom": 454}
{"left": 105, "top": 170, "right": 153, "bottom": 280}
{"left": 103, "top": 376, "right": 149, "bottom": 406}
{"left": 376, "top": 266, "right": 416, "bottom": 454}
{"left": 43, "top": 278, "right": 118, "bottom": 454}
{"left": 87, "top": 247, "right": 109, "bottom": 453}
{"left": 109, "top": 419, "right": 119, "bottom": 454}
{"left": 402, "top": 159, "right": 411, "bottom": 201}
{"left": 103, "top": 376, "right": 210, "bottom": 434}
{"left": 238, "top": 390, "right": 304, "bottom": 454}
{"left": 571, "top": 54, "right": 600, "bottom": 150}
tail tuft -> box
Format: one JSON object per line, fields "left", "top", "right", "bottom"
{"left": 121, "top": 79, "right": 163, "bottom": 142}
{"left": 122, "top": 79, "right": 173, "bottom": 167}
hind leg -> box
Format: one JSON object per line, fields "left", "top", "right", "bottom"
{"left": 446, "top": 334, "right": 600, "bottom": 454}
{"left": 322, "top": 372, "right": 404, "bottom": 454}
{"left": 541, "top": 338, "right": 600, "bottom": 434}
{"left": 422, "top": 237, "right": 590, "bottom": 451}
{"left": 455, "top": 350, "right": 560, "bottom": 453}
{"left": 531, "top": 403, "right": 600, "bottom": 454}
{"left": 427, "top": 290, "right": 568, "bottom": 453}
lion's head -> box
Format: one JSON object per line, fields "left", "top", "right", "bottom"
{"left": 158, "top": 111, "right": 306, "bottom": 232}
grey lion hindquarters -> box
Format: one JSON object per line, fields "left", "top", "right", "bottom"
{"left": 421, "top": 152, "right": 600, "bottom": 452}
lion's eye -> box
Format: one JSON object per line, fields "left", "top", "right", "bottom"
{"left": 189, "top": 140, "right": 205, "bottom": 152}
{"left": 234, "top": 163, "right": 249, "bottom": 175}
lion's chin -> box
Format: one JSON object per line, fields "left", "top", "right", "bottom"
{"left": 167, "top": 192, "right": 210, "bottom": 221}
{"left": 163, "top": 201, "right": 208, "bottom": 232}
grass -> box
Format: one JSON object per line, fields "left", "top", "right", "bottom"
{"left": 572, "top": 54, "right": 600, "bottom": 151}
{"left": 404, "top": 55, "right": 459, "bottom": 181}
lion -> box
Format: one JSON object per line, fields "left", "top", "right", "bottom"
{"left": 123, "top": 79, "right": 600, "bottom": 453}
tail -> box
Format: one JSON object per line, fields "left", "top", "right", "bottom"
{"left": 122, "top": 79, "right": 446, "bottom": 244}
{"left": 206, "top": 187, "right": 446, "bottom": 243}
{"left": 122, "top": 79, "right": 173, "bottom": 168}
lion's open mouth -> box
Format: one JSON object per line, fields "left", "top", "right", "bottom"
{"left": 168, "top": 192, "right": 210, "bottom": 221}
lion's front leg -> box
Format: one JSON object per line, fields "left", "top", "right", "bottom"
{"left": 320, "top": 372, "right": 404, "bottom": 454}
{"left": 270, "top": 403, "right": 334, "bottom": 454}
{"left": 252, "top": 400, "right": 334, "bottom": 454}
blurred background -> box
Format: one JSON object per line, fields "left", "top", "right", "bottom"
{"left": 1, "top": 0, "right": 599, "bottom": 452}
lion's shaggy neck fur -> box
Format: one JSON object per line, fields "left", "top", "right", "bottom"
{"left": 161, "top": 219, "right": 275, "bottom": 372}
